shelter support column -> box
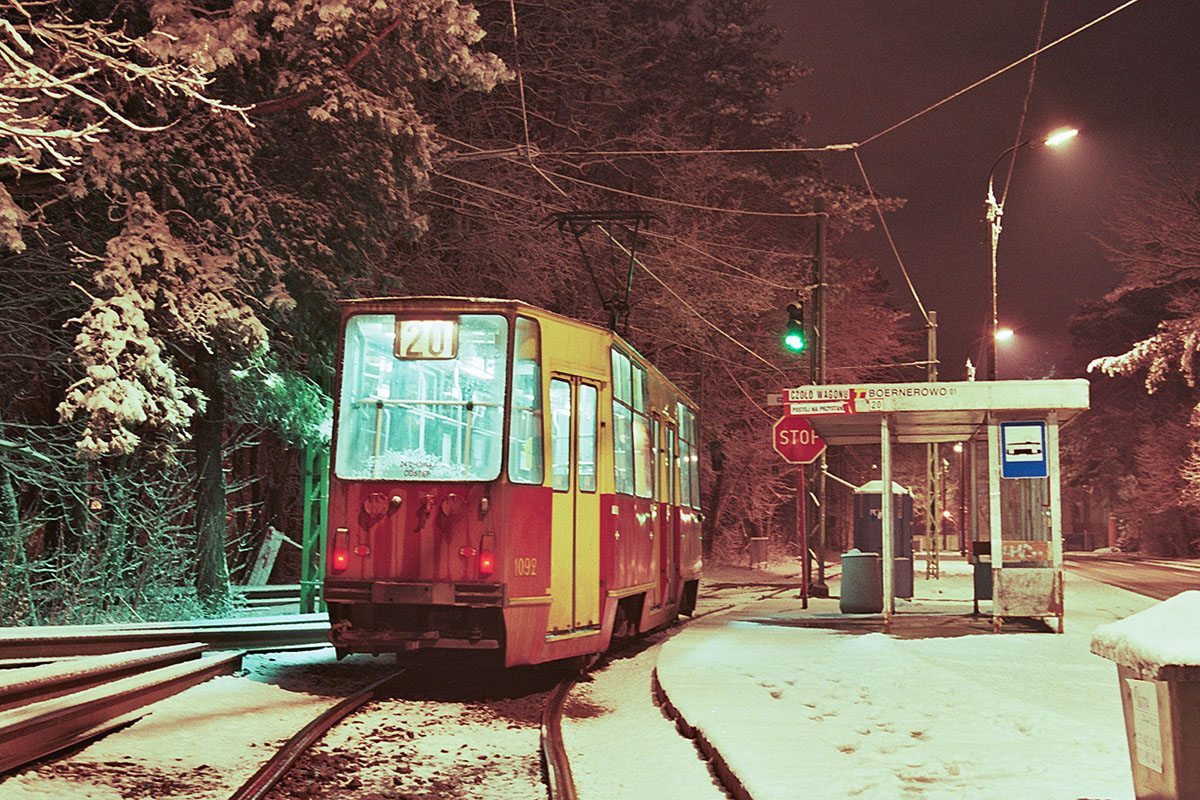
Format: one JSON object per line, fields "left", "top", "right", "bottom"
{"left": 987, "top": 416, "right": 1003, "bottom": 633}
{"left": 881, "top": 414, "right": 894, "bottom": 631}
{"left": 1047, "top": 411, "right": 1064, "bottom": 633}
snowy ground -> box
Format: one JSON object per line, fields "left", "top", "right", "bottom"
{"left": 0, "top": 576, "right": 782, "bottom": 800}
{"left": 0, "top": 558, "right": 1167, "bottom": 800}
{"left": 655, "top": 557, "right": 1161, "bottom": 800}
{"left": 564, "top": 640, "right": 728, "bottom": 800}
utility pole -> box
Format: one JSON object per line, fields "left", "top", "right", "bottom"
{"left": 926, "top": 311, "right": 940, "bottom": 579}
{"left": 812, "top": 197, "right": 829, "bottom": 595}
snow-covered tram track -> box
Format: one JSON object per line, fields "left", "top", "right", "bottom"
{"left": 227, "top": 667, "right": 406, "bottom": 800}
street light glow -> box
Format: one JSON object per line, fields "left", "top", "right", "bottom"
{"left": 1043, "top": 127, "right": 1079, "bottom": 147}
{"left": 995, "top": 327, "right": 1014, "bottom": 341}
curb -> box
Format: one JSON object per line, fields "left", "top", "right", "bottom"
{"left": 651, "top": 667, "right": 754, "bottom": 800}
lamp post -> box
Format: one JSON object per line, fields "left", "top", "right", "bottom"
{"left": 984, "top": 127, "right": 1077, "bottom": 380}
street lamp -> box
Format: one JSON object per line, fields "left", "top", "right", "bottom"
{"left": 984, "top": 127, "right": 1077, "bottom": 381}
{"left": 965, "top": 327, "right": 1015, "bottom": 380}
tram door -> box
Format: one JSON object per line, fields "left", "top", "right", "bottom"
{"left": 548, "top": 377, "right": 601, "bottom": 633}
{"left": 657, "top": 420, "right": 678, "bottom": 607}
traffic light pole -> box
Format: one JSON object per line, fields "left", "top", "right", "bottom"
{"left": 798, "top": 465, "right": 808, "bottom": 608}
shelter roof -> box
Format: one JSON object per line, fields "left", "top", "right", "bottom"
{"left": 774, "top": 379, "right": 1089, "bottom": 446}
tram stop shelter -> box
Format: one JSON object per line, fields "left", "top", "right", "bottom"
{"left": 779, "top": 379, "right": 1089, "bottom": 632}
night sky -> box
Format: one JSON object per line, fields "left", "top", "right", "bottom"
{"left": 765, "top": 0, "right": 1200, "bottom": 380}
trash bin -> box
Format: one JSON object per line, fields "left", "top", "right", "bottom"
{"left": 748, "top": 537, "right": 768, "bottom": 568}
{"left": 1090, "top": 591, "right": 1200, "bottom": 800}
{"left": 894, "top": 556, "right": 913, "bottom": 599}
{"left": 839, "top": 549, "right": 882, "bottom": 614}
{"left": 973, "top": 562, "right": 993, "bottom": 600}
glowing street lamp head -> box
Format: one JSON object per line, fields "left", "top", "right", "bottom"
{"left": 1043, "top": 127, "right": 1078, "bottom": 147}
{"left": 995, "top": 327, "right": 1014, "bottom": 342}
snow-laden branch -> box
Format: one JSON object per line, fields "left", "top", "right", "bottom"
{"left": 0, "top": 1, "right": 250, "bottom": 249}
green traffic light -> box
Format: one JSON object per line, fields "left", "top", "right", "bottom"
{"left": 785, "top": 301, "right": 806, "bottom": 353}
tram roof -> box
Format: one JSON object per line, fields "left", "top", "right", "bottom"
{"left": 776, "top": 379, "right": 1090, "bottom": 445}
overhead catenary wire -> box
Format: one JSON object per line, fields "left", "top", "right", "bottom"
{"left": 852, "top": 148, "right": 930, "bottom": 327}
{"left": 643, "top": 230, "right": 798, "bottom": 291}
{"left": 722, "top": 362, "right": 775, "bottom": 419}
{"left": 433, "top": 155, "right": 788, "bottom": 372}
{"left": 435, "top": 164, "right": 805, "bottom": 292}
{"left": 430, "top": 1, "right": 1146, "bottom": 373}
{"left": 504, "top": 159, "right": 826, "bottom": 219}
{"left": 858, "top": 0, "right": 1141, "bottom": 147}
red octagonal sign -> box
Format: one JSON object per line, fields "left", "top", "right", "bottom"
{"left": 772, "top": 415, "right": 826, "bottom": 464}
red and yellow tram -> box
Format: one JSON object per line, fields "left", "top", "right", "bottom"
{"left": 324, "top": 297, "right": 702, "bottom": 666}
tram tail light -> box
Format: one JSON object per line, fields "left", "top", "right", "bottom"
{"left": 478, "top": 533, "right": 496, "bottom": 577}
{"left": 331, "top": 527, "right": 350, "bottom": 573}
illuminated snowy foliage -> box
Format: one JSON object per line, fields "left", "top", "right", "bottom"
{"left": 58, "top": 195, "right": 268, "bottom": 458}
{"left": 8, "top": 0, "right": 509, "bottom": 460}
{"left": 1082, "top": 151, "right": 1200, "bottom": 553}
{"left": 0, "top": 0, "right": 246, "bottom": 251}
{"left": 1088, "top": 153, "right": 1200, "bottom": 392}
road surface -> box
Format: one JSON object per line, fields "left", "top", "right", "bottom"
{"left": 1064, "top": 553, "right": 1200, "bottom": 600}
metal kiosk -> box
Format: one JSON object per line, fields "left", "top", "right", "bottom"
{"left": 780, "top": 379, "right": 1089, "bottom": 632}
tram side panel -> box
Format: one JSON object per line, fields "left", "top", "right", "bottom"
{"left": 491, "top": 482, "right": 556, "bottom": 665}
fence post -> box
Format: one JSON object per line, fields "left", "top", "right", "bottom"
{"left": 299, "top": 446, "right": 329, "bottom": 614}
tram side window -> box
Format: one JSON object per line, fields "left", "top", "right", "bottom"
{"left": 509, "top": 317, "right": 545, "bottom": 485}
{"left": 631, "top": 358, "right": 655, "bottom": 498}
{"left": 633, "top": 411, "right": 653, "bottom": 498}
{"left": 667, "top": 427, "right": 676, "bottom": 504}
{"left": 611, "top": 349, "right": 635, "bottom": 495}
{"left": 678, "top": 432, "right": 692, "bottom": 508}
{"left": 678, "top": 403, "right": 700, "bottom": 508}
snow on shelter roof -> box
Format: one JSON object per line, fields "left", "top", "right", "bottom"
{"left": 777, "top": 379, "right": 1090, "bottom": 445}
{"left": 1090, "top": 590, "right": 1200, "bottom": 680}
{"left": 854, "top": 480, "right": 910, "bottom": 495}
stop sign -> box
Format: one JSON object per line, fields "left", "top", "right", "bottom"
{"left": 772, "top": 415, "right": 826, "bottom": 464}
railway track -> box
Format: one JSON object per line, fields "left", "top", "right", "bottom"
{"left": 228, "top": 667, "right": 406, "bottom": 800}
{"left": 0, "top": 644, "right": 243, "bottom": 773}
{"left": 0, "top": 615, "right": 331, "bottom": 776}
{"left": 541, "top": 677, "right": 579, "bottom": 800}
{"left": 538, "top": 583, "right": 794, "bottom": 800}
{"left": 0, "top": 612, "right": 329, "bottom": 661}
{"left": 3, "top": 581, "right": 793, "bottom": 798}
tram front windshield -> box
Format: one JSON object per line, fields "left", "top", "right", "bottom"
{"left": 335, "top": 313, "right": 509, "bottom": 481}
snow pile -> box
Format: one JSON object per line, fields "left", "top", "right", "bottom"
{"left": 1090, "top": 590, "right": 1200, "bottom": 677}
